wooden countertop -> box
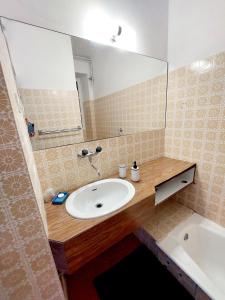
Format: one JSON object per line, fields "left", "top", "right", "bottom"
{"left": 45, "top": 157, "right": 195, "bottom": 243}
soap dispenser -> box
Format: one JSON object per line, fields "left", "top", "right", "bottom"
{"left": 131, "top": 161, "right": 140, "bottom": 182}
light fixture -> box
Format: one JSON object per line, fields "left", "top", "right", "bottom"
{"left": 83, "top": 9, "right": 136, "bottom": 51}
{"left": 111, "top": 25, "right": 122, "bottom": 43}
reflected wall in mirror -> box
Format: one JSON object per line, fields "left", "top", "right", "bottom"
{"left": 2, "top": 17, "right": 168, "bottom": 151}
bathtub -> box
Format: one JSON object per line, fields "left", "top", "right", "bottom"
{"left": 158, "top": 213, "right": 225, "bottom": 300}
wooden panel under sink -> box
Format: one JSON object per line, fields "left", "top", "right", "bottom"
{"left": 50, "top": 194, "right": 155, "bottom": 274}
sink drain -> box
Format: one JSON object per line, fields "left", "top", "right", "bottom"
{"left": 96, "top": 203, "right": 103, "bottom": 208}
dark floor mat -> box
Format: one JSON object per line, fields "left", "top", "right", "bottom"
{"left": 93, "top": 245, "right": 194, "bottom": 300}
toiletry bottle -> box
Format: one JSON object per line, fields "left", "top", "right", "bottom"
{"left": 44, "top": 187, "right": 55, "bottom": 203}
{"left": 119, "top": 164, "right": 127, "bottom": 178}
{"left": 131, "top": 161, "right": 140, "bottom": 182}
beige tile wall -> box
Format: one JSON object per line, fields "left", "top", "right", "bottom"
{"left": 0, "top": 64, "right": 64, "bottom": 299}
{"left": 34, "top": 129, "right": 165, "bottom": 200}
{"left": 83, "top": 100, "right": 96, "bottom": 140}
{"left": 165, "top": 51, "right": 225, "bottom": 227}
{"left": 84, "top": 74, "right": 167, "bottom": 140}
{"left": 141, "top": 198, "right": 194, "bottom": 241}
{"left": 20, "top": 88, "right": 84, "bottom": 150}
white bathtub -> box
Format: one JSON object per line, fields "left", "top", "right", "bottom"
{"left": 158, "top": 213, "right": 225, "bottom": 300}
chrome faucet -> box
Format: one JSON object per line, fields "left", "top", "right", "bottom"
{"left": 77, "top": 146, "right": 102, "bottom": 177}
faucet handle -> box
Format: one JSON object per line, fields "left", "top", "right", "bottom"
{"left": 82, "top": 149, "right": 89, "bottom": 156}
{"left": 96, "top": 146, "right": 102, "bottom": 153}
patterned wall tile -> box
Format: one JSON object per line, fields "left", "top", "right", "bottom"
{"left": 165, "top": 51, "right": 225, "bottom": 226}
{"left": 34, "top": 128, "right": 165, "bottom": 200}
{"left": 0, "top": 64, "right": 64, "bottom": 299}
{"left": 142, "top": 198, "right": 194, "bottom": 241}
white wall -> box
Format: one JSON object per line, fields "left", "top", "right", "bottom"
{"left": 2, "top": 18, "right": 76, "bottom": 90}
{"left": 91, "top": 46, "right": 167, "bottom": 98}
{"left": 168, "top": 0, "right": 225, "bottom": 69}
{"left": 0, "top": 0, "right": 169, "bottom": 60}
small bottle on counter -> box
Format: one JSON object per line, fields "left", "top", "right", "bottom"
{"left": 131, "top": 161, "right": 140, "bottom": 182}
{"left": 43, "top": 187, "right": 55, "bottom": 203}
{"left": 119, "top": 164, "right": 127, "bottom": 178}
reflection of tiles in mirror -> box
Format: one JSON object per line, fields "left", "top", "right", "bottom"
{"left": 19, "top": 88, "right": 84, "bottom": 150}
{"left": 19, "top": 72, "right": 167, "bottom": 150}
{"left": 83, "top": 74, "right": 167, "bottom": 140}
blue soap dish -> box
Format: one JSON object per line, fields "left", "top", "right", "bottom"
{"left": 52, "top": 192, "right": 69, "bottom": 205}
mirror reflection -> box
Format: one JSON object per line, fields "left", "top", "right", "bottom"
{"left": 2, "top": 18, "right": 168, "bottom": 151}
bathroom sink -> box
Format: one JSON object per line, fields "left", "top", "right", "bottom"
{"left": 65, "top": 178, "right": 135, "bottom": 219}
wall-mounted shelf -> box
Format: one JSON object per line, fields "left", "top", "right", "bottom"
{"left": 155, "top": 166, "right": 196, "bottom": 205}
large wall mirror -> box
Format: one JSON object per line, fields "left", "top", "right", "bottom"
{"left": 2, "top": 17, "right": 168, "bottom": 151}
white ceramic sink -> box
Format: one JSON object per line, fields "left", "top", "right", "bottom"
{"left": 65, "top": 178, "right": 135, "bottom": 219}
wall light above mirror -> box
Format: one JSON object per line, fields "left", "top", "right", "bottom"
{"left": 83, "top": 9, "right": 137, "bottom": 51}
{"left": 1, "top": 17, "right": 168, "bottom": 151}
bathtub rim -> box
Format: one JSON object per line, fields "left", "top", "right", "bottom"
{"left": 157, "top": 213, "right": 225, "bottom": 300}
